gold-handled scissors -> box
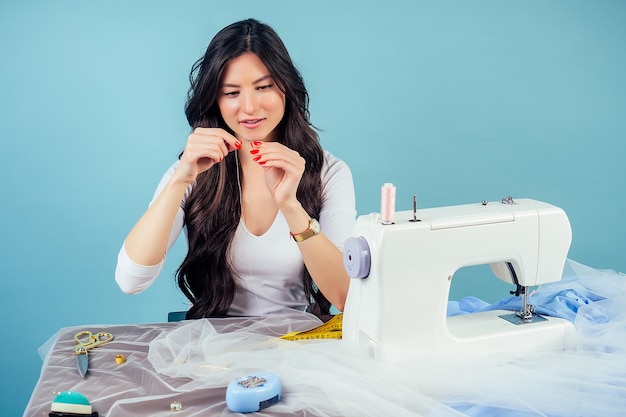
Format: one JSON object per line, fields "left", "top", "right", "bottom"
{"left": 74, "top": 330, "right": 114, "bottom": 378}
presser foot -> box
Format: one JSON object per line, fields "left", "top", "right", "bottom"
{"left": 515, "top": 302, "right": 536, "bottom": 322}
{"left": 499, "top": 311, "right": 548, "bottom": 325}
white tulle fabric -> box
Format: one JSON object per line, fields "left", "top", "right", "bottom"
{"left": 148, "top": 260, "right": 626, "bottom": 416}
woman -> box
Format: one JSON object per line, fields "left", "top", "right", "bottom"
{"left": 115, "top": 19, "right": 356, "bottom": 319}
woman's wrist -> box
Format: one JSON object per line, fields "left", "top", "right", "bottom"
{"left": 280, "top": 201, "right": 311, "bottom": 235}
{"left": 170, "top": 166, "right": 197, "bottom": 187}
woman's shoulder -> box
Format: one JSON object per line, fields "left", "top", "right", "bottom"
{"left": 322, "top": 150, "right": 351, "bottom": 176}
{"left": 321, "top": 150, "right": 354, "bottom": 192}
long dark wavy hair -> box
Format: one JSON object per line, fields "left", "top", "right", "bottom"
{"left": 178, "top": 19, "right": 330, "bottom": 318}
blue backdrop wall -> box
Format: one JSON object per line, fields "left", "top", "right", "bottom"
{"left": 2, "top": 1, "right": 625, "bottom": 415}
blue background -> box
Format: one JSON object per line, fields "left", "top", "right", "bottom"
{"left": 2, "top": 1, "right": 625, "bottom": 415}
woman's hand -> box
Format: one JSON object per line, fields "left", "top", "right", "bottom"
{"left": 175, "top": 128, "right": 242, "bottom": 184}
{"left": 250, "top": 141, "right": 305, "bottom": 209}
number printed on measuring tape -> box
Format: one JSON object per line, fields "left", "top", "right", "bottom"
{"left": 279, "top": 314, "right": 343, "bottom": 341}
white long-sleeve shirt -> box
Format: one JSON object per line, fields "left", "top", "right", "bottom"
{"left": 115, "top": 150, "right": 356, "bottom": 316}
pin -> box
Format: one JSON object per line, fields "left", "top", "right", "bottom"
{"left": 238, "top": 376, "right": 267, "bottom": 389}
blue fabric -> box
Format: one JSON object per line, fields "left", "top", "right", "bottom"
{"left": 453, "top": 404, "right": 560, "bottom": 417}
{"left": 440, "top": 260, "right": 626, "bottom": 416}
{"left": 448, "top": 272, "right": 611, "bottom": 323}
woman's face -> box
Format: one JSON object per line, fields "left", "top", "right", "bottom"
{"left": 217, "top": 52, "right": 286, "bottom": 142}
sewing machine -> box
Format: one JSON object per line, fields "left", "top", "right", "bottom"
{"left": 342, "top": 197, "right": 576, "bottom": 360}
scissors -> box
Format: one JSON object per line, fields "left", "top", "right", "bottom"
{"left": 74, "top": 330, "right": 114, "bottom": 378}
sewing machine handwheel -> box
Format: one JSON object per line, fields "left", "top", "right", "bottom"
{"left": 343, "top": 236, "right": 371, "bottom": 279}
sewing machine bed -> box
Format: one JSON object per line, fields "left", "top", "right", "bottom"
{"left": 24, "top": 260, "right": 626, "bottom": 417}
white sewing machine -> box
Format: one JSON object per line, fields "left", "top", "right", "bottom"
{"left": 342, "top": 197, "right": 576, "bottom": 360}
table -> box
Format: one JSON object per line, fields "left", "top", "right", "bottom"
{"left": 24, "top": 304, "right": 626, "bottom": 417}
{"left": 24, "top": 317, "right": 329, "bottom": 417}
{"left": 25, "top": 313, "right": 405, "bottom": 417}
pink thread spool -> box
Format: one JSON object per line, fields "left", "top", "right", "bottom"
{"left": 380, "top": 183, "right": 396, "bottom": 225}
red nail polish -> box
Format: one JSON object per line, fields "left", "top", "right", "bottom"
{"left": 253, "top": 156, "right": 261, "bottom": 162}
{"left": 259, "top": 161, "right": 266, "bottom": 165}
{"left": 252, "top": 141, "right": 263, "bottom": 147}
{"left": 250, "top": 149, "right": 259, "bottom": 154}
{"left": 235, "top": 140, "right": 242, "bottom": 150}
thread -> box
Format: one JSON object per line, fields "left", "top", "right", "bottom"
{"left": 380, "top": 183, "right": 396, "bottom": 225}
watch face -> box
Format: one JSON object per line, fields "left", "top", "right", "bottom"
{"left": 311, "top": 219, "right": 321, "bottom": 233}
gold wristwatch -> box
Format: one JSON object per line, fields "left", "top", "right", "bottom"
{"left": 290, "top": 218, "right": 321, "bottom": 242}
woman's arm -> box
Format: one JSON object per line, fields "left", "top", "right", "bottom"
{"left": 291, "top": 155, "right": 356, "bottom": 311}
{"left": 123, "top": 175, "right": 191, "bottom": 266}
{"left": 115, "top": 128, "right": 241, "bottom": 293}
{"left": 252, "top": 142, "right": 356, "bottom": 310}
{"left": 284, "top": 202, "right": 352, "bottom": 311}
{"left": 114, "top": 164, "right": 186, "bottom": 294}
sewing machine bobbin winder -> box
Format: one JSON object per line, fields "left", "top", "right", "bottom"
{"left": 342, "top": 197, "right": 576, "bottom": 361}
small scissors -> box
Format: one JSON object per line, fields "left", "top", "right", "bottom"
{"left": 74, "top": 330, "right": 114, "bottom": 378}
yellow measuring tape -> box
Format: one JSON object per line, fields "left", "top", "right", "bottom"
{"left": 279, "top": 313, "right": 343, "bottom": 341}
